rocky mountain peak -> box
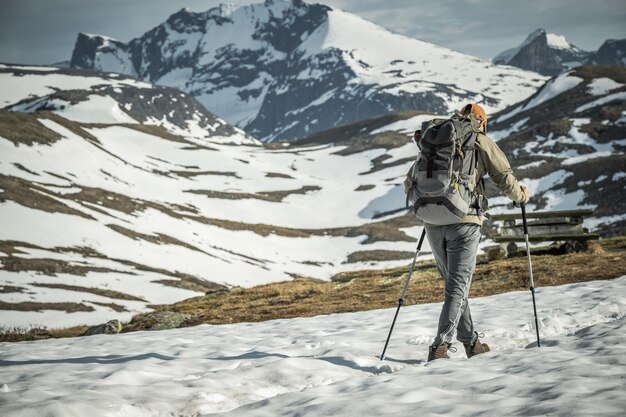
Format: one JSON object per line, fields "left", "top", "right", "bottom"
{"left": 70, "top": 32, "right": 135, "bottom": 76}
{"left": 493, "top": 29, "right": 588, "bottom": 76}
{"left": 166, "top": 8, "right": 210, "bottom": 33}
{"left": 587, "top": 38, "right": 626, "bottom": 66}
{"left": 69, "top": 1, "right": 544, "bottom": 142}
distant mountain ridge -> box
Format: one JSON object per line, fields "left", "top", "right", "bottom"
{"left": 68, "top": 0, "right": 545, "bottom": 142}
{"left": 587, "top": 39, "right": 626, "bottom": 67}
{"left": 494, "top": 29, "right": 625, "bottom": 76}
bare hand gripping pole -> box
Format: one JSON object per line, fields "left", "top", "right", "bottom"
{"left": 379, "top": 228, "right": 427, "bottom": 361}
{"left": 521, "top": 204, "right": 541, "bottom": 347}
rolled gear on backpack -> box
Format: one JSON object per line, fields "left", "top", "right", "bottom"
{"left": 405, "top": 113, "right": 487, "bottom": 225}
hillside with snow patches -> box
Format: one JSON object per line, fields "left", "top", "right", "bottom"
{"left": 68, "top": 0, "right": 546, "bottom": 142}
{"left": 487, "top": 65, "right": 626, "bottom": 234}
{"left": 0, "top": 64, "right": 436, "bottom": 328}
{"left": 0, "top": 277, "right": 625, "bottom": 416}
{"left": 1, "top": 62, "right": 625, "bottom": 329}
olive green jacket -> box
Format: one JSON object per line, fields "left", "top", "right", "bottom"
{"left": 405, "top": 132, "right": 525, "bottom": 226}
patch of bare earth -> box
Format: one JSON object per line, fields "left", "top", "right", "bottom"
{"left": 0, "top": 301, "right": 94, "bottom": 313}
{"left": 0, "top": 240, "right": 227, "bottom": 294}
{"left": 30, "top": 283, "right": 145, "bottom": 301}
{"left": 186, "top": 185, "right": 321, "bottom": 202}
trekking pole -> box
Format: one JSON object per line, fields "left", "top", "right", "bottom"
{"left": 379, "top": 228, "right": 427, "bottom": 361}
{"left": 521, "top": 204, "right": 541, "bottom": 347}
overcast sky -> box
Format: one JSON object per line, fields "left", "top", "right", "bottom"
{"left": 1, "top": 0, "right": 625, "bottom": 65}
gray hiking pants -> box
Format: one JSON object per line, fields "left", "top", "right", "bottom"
{"left": 426, "top": 223, "right": 481, "bottom": 346}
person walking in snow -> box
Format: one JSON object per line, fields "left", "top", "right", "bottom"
{"left": 405, "top": 103, "right": 530, "bottom": 361}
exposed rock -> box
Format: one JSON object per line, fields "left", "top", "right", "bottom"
{"left": 146, "top": 311, "right": 192, "bottom": 331}
{"left": 81, "top": 319, "right": 122, "bottom": 336}
{"left": 486, "top": 246, "right": 507, "bottom": 262}
{"left": 70, "top": 33, "right": 135, "bottom": 76}
{"left": 587, "top": 39, "right": 626, "bottom": 67}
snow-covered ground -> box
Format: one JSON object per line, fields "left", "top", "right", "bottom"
{"left": 0, "top": 276, "right": 624, "bottom": 416}
{"left": 2, "top": 64, "right": 623, "bottom": 329}
{"left": 0, "top": 68, "right": 152, "bottom": 107}
{"left": 1, "top": 68, "right": 436, "bottom": 327}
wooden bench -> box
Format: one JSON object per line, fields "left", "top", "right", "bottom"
{"left": 489, "top": 209, "right": 599, "bottom": 256}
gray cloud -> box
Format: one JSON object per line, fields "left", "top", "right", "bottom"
{"left": 0, "top": 0, "right": 624, "bottom": 65}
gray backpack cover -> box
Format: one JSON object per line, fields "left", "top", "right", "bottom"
{"left": 405, "top": 113, "right": 485, "bottom": 225}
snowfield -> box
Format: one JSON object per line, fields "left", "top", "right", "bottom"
{"left": 2, "top": 62, "right": 625, "bottom": 328}
{"left": 0, "top": 276, "right": 624, "bottom": 416}
{"left": 1, "top": 66, "right": 440, "bottom": 328}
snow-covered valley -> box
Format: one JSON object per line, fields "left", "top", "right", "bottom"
{"left": 0, "top": 277, "right": 624, "bottom": 416}
{"left": 1, "top": 2, "right": 625, "bottom": 417}
{"left": 1, "top": 61, "right": 625, "bottom": 328}
{"left": 0, "top": 65, "right": 436, "bottom": 327}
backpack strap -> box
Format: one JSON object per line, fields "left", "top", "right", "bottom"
{"left": 426, "top": 156, "right": 435, "bottom": 178}
{"left": 471, "top": 136, "right": 486, "bottom": 216}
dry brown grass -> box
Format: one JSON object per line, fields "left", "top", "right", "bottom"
{"left": 31, "top": 283, "right": 145, "bottom": 301}
{"left": 186, "top": 185, "right": 321, "bottom": 202}
{"left": 0, "top": 285, "right": 26, "bottom": 293}
{"left": 0, "top": 324, "right": 88, "bottom": 343}
{"left": 345, "top": 250, "right": 414, "bottom": 263}
{"left": 3, "top": 237, "right": 625, "bottom": 341}
{"left": 360, "top": 154, "right": 414, "bottom": 175}
{"left": 0, "top": 300, "right": 94, "bottom": 313}
{"left": 171, "top": 170, "right": 240, "bottom": 179}
{"left": 1, "top": 253, "right": 121, "bottom": 276}
{"left": 0, "top": 240, "right": 227, "bottom": 295}
{"left": 0, "top": 174, "right": 94, "bottom": 219}
{"left": 265, "top": 172, "right": 294, "bottom": 179}
{"left": 124, "top": 237, "right": 626, "bottom": 331}
{"left": 0, "top": 110, "right": 62, "bottom": 146}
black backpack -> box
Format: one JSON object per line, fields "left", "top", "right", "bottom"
{"left": 404, "top": 113, "right": 487, "bottom": 224}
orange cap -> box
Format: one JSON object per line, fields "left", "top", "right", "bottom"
{"left": 461, "top": 103, "right": 487, "bottom": 123}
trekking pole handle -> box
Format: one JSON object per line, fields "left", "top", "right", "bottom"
{"left": 521, "top": 203, "right": 529, "bottom": 235}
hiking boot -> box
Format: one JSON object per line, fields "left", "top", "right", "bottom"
{"left": 428, "top": 343, "right": 455, "bottom": 361}
{"left": 464, "top": 332, "right": 490, "bottom": 358}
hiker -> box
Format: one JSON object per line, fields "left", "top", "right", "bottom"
{"left": 405, "top": 103, "right": 530, "bottom": 361}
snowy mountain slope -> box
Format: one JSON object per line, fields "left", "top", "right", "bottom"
{"left": 1, "top": 65, "right": 434, "bottom": 327}
{"left": 1, "top": 276, "right": 624, "bottom": 416}
{"left": 493, "top": 29, "right": 590, "bottom": 76}
{"left": 487, "top": 65, "right": 626, "bottom": 234}
{"left": 1, "top": 64, "right": 257, "bottom": 144}
{"left": 295, "top": 65, "right": 626, "bottom": 236}
{"left": 69, "top": 0, "right": 546, "bottom": 142}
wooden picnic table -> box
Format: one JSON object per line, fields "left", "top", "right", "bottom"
{"left": 489, "top": 209, "right": 599, "bottom": 256}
